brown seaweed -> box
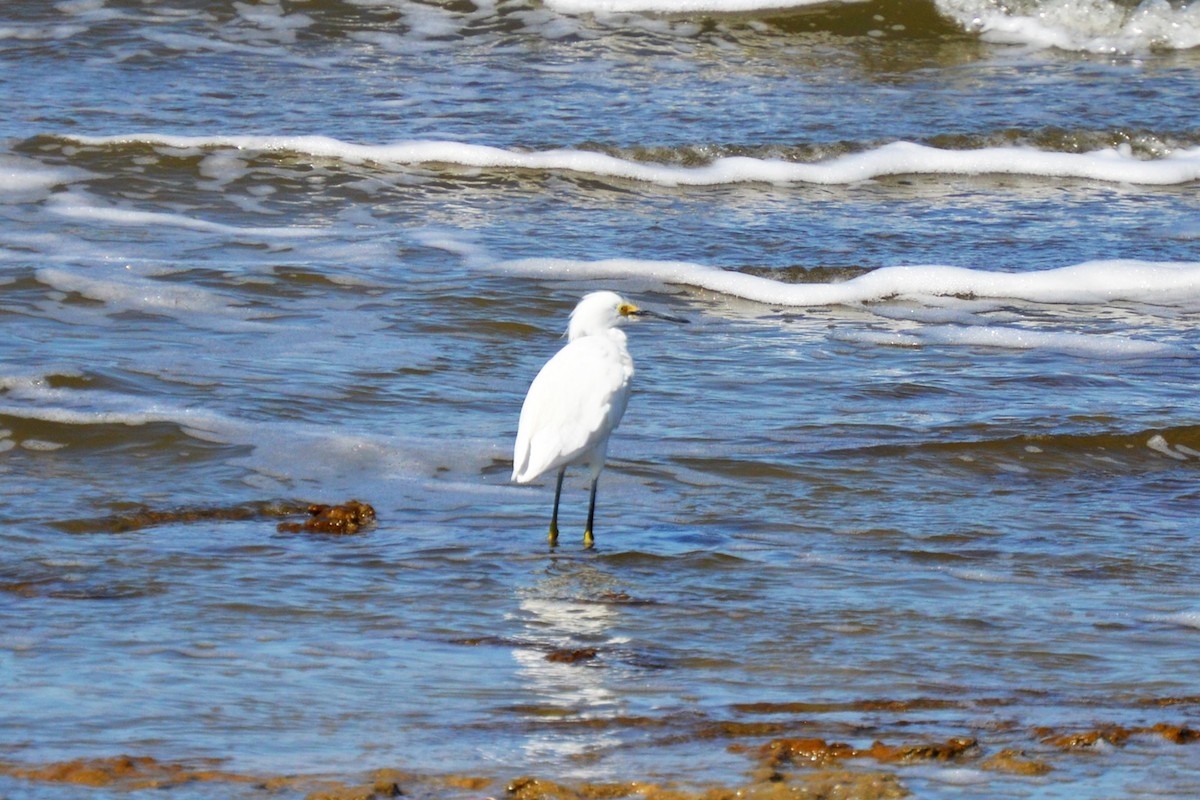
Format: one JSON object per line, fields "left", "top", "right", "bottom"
{"left": 276, "top": 500, "right": 377, "bottom": 535}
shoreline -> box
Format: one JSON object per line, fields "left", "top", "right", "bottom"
{"left": 3, "top": 719, "right": 1195, "bottom": 799}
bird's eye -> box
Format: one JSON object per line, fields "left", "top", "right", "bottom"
{"left": 618, "top": 303, "right": 639, "bottom": 317}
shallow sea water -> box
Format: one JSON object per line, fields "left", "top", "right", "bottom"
{"left": 2, "top": 0, "right": 1200, "bottom": 798}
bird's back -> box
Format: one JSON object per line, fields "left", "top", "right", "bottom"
{"left": 512, "top": 332, "right": 634, "bottom": 483}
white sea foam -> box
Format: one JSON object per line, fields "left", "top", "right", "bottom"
{"left": 833, "top": 324, "right": 1174, "bottom": 357}
{"left": 0, "top": 23, "right": 88, "bottom": 41}
{"left": 20, "top": 439, "right": 67, "bottom": 452}
{"left": 497, "top": 257, "right": 1200, "bottom": 309}
{"left": 140, "top": 30, "right": 264, "bottom": 54}
{"left": 0, "top": 370, "right": 495, "bottom": 497}
{"left": 411, "top": 228, "right": 493, "bottom": 268}
{"left": 544, "top": 0, "right": 844, "bottom": 12}
{"left": 197, "top": 151, "right": 250, "bottom": 187}
{"left": 234, "top": 0, "right": 313, "bottom": 35}
{"left": 55, "top": 0, "right": 110, "bottom": 14}
{"left": 346, "top": 0, "right": 496, "bottom": 51}
{"left": 35, "top": 266, "right": 270, "bottom": 328}
{"left": 59, "top": 134, "right": 1200, "bottom": 187}
{"left": 1149, "top": 611, "right": 1200, "bottom": 630}
{"left": 918, "top": 325, "right": 1166, "bottom": 356}
{"left": 0, "top": 158, "right": 91, "bottom": 201}
{"left": 0, "top": 374, "right": 230, "bottom": 434}
{"left": 930, "top": 768, "right": 990, "bottom": 786}
{"left": 494, "top": 257, "right": 1198, "bottom": 357}
{"left": 228, "top": 423, "right": 489, "bottom": 497}
{"left": 543, "top": 0, "right": 1200, "bottom": 53}
{"left": 947, "top": 567, "right": 1017, "bottom": 584}
{"left": 0, "top": 372, "right": 383, "bottom": 496}
{"left": 45, "top": 192, "right": 321, "bottom": 238}
{"left": 937, "top": 0, "right": 1200, "bottom": 52}
{"left": 1146, "top": 434, "right": 1190, "bottom": 460}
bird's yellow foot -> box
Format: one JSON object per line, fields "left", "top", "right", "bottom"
{"left": 548, "top": 524, "right": 559, "bottom": 547}
{"left": 583, "top": 530, "right": 594, "bottom": 549}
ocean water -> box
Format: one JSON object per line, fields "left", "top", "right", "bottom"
{"left": 2, "top": 0, "right": 1199, "bottom": 797}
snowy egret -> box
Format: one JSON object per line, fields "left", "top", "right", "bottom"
{"left": 512, "top": 291, "right": 688, "bottom": 547}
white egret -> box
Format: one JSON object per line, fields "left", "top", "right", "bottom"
{"left": 512, "top": 291, "right": 688, "bottom": 547}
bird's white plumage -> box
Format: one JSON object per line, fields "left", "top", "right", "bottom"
{"left": 512, "top": 292, "right": 635, "bottom": 484}
{"left": 512, "top": 332, "right": 633, "bottom": 483}
{"left": 512, "top": 290, "right": 685, "bottom": 546}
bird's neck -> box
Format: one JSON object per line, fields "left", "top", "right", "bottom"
{"left": 568, "top": 324, "right": 627, "bottom": 344}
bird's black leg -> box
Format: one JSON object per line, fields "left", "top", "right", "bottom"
{"left": 584, "top": 476, "right": 598, "bottom": 548}
{"left": 548, "top": 468, "right": 565, "bottom": 547}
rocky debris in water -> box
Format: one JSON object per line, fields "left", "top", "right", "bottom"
{"left": 52, "top": 500, "right": 308, "bottom": 534}
{"left": 445, "top": 775, "right": 494, "bottom": 791}
{"left": 506, "top": 772, "right": 908, "bottom": 800}
{"left": 276, "top": 500, "right": 376, "bottom": 534}
{"left": 1039, "top": 723, "right": 1199, "bottom": 750}
{"left": 450, "top": 634, "right": 526, "bottom": 648}
{"left": 1138, "top": 695, "right": 1200, "bottom": 707}
{"left": 304, "top": 769, "right": 407, "bottom": 800}
{"left": 793, "top": 770, "right": 908, "bottom": 800}
{"left": 1040, "top": 726, "right": 1132, "bottom": 750}
{"left": 733, "top": 698, "right": 984, "bottom": 715}
{"left": 1150, "top": 724, "right": 1200, "bottom": 744}
{"left": 1, "top": 578, "right": 48, "bottom": 598}
{"left": 3, "top": 717, "right": 1197, "bottom": 799}
{"left": 596, "top": 589, "right": 656, "bottom": 606}
{"left": 0, "top": 755, "right": 254, "bottom": 790}
{"left": 865, "top": 737, "right": 978, "bottom": 763}
{"left": 50, "top": 499, "right": 377, "bottom": 536}
{"left": 506, "top": 776, "right": 580, "bottom": 800}
{"left": 757, "top": 736, "right": 977, "bottom": 769}
{"left": 544, "top": 647, "right": 598, "bottom": 664}
{"left": 980, "top": 749, "right": 1053, "bottom": 776}
{"left": 759, "top": 738, "right": 858, "bottom": 768}
{"left": 303, "top": 771, "right": 500, "bottom": 799}
{"left": 451, "top": 636, "right": 618, "bottom": 668}
{"left": 0, "top": 758, "right": 481, "bottom": 799}
{"left": 698, "top": 721, "right": 794, "bottom": 739}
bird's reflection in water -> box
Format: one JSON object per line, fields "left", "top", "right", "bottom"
{"left": 510, "top": 557, "right": 632, "bottom": 771}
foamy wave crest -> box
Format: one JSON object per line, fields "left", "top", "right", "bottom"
{"left": 45, "top": 192, "right": 321, "bottom": 238}
{"left": 501, "top": 256, "right": 1196, "bottom": 356}
{"left": 0, "top": 372, "right": 231, "bottom": 436}
{"left": 937, "top": 0, "right": 1200, "bottom": 52}
{"left": 0, "top": 371, "right": 479, "bottom": 494}
{"left": 1, "top": 157, "right": 92, "bottom": 202}
{"left": 35, "top": 266, "right": 271, "bottom": 331}
{"left": 59, "top": 134, "right": 1200, "bottom": 187}
{"left": 1148, "top": 610, "right": 1200, "bottom": 630}
{"left": 541, "top": 0, "right": 1200, "bottom": 52}
{"left": 544, "top": 0, "right": 842, "bottom": 12}
{"left": 498, "top": 257, "right": 1200, "bottom": 308}
{"left": 832, "top": 325, "right": 1176, "bottom": 357}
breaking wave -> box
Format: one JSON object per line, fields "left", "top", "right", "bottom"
{"left": 45, "top": 133, "right": 1200, "bottom": 187}
{"left": 498, "top": 257, "right": 1200, "bottom": 309}
{"left": 546, "top": 0, "right": 1200, "bottom": 53}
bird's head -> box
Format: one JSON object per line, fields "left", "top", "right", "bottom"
{"left": 567, "top": 290, "right": 688, "bottom": 341}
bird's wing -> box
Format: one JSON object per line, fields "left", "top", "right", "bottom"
{"left": 512, "top": 337, "right": 633, "bottom": 483}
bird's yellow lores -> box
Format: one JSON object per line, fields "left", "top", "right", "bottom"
{"left": 512, "top": 291, "right": 688, "bottom": 547}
